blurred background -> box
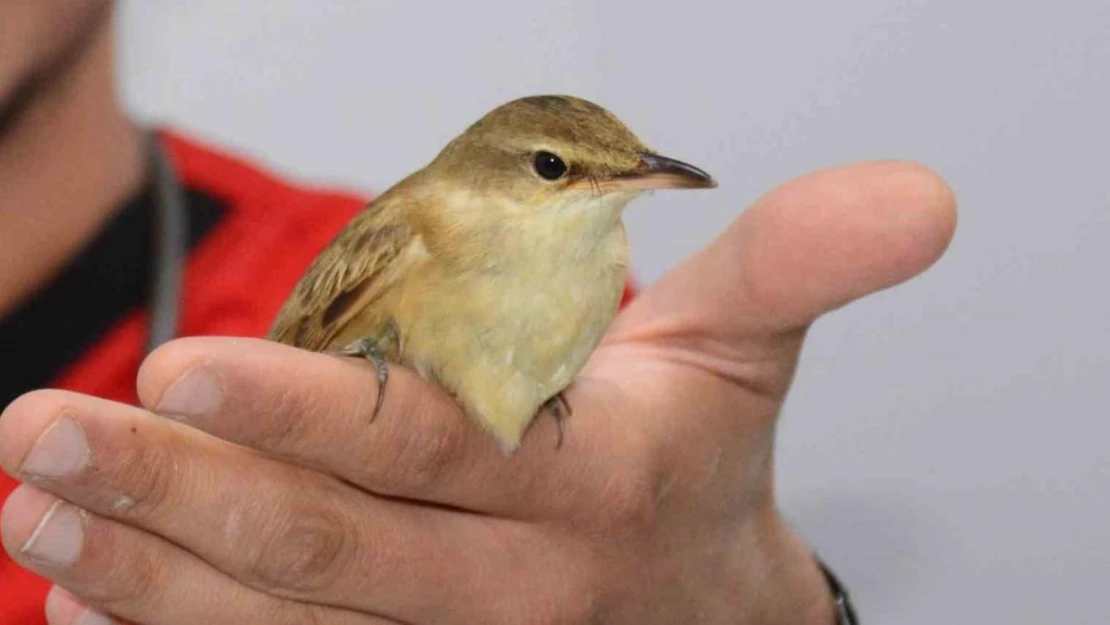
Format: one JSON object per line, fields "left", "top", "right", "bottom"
{"left": 118, "top": 1, "right": 1109, "bottom": 623}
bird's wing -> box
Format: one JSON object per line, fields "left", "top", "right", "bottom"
{"left": 268, "top": 205, "right": 420, "bottom": 352}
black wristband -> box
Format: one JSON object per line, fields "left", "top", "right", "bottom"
{"left": 816, "top": 557, "right": 859, "bottom": 624}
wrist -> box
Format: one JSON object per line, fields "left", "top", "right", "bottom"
{"left": 734, "top": 510, "right": 838, "bottom": 625}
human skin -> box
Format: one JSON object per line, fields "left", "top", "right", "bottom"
{"left": 0, "top": 0, "right": 141, "bottom": 320}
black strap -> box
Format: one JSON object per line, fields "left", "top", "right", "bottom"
{"left": 817, "top": 557, "right": 859, "bottom": 624}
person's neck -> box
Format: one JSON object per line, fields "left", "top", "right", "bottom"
{"left": 0, "top": 22, "right": 144, "bottom": 319}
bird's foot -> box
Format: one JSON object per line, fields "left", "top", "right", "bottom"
{"left": 541, "top": 392, "right": 572, "bottom": 449}
{"left": 330, "top": 337, "right": 389, "bottom": 421}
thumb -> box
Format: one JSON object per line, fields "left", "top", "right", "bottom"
{"left": 607, "top": 161, "right": 957, "bottom": 356}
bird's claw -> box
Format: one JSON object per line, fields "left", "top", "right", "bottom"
{"left": 541, "top": 392, "right": 572, "bottom": 449}
{"left": 330, "top": 337, "right": 389, "bottom": 422}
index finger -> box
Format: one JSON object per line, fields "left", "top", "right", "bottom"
{"left": 135, "top": 337, "right": 635, "bottom": 520}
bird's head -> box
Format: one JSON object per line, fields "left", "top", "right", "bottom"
{"left": 422, "top": 95, "right": 716, "bottom": 223}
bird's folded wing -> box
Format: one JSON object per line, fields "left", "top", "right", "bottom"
{"left": 268, "top": 206, "right": 417, "bottom": 352}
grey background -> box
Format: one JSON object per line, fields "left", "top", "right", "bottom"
{"left": 117, "top": 1, "right": 1109, "bottom": 623}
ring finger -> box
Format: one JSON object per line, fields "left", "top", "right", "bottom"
{"left": 1, "top": 486, "right": 393, "bottom": 625}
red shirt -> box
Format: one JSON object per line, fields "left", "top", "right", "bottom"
{"left": 0, "top": 130, "right": 634, "bottom": 623}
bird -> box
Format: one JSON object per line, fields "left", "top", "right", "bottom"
{"left": 268, "top": 94, "right": 716, "bottom": 451}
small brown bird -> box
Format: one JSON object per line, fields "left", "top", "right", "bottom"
{"left": 269, "top": 95, "right": 716, "bottom": 451}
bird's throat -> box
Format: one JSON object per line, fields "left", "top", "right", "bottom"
{"left": 428, "top": 187, "right": 635, "bottom": 270}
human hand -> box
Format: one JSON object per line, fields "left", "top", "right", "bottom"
{"left": 1, "top": 161, "right": 955, "bottom": 624}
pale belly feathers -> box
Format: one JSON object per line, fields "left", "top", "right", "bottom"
{"left": 393, "top": 225, "right": 628, "bottom": 449}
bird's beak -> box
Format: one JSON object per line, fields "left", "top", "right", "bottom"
{"left": 610, "top": 152, "right": 718, "bottom": 191}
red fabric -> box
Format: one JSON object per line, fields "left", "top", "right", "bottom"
{"left": 0, "top": 130, "right": 637, "bottom": 623}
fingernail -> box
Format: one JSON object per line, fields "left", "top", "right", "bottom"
{"left": 20, "top": 416, "right": 89, "bottom": 478}
{"left": 75, "top": 608, "right": 117, "bottom": 625}
{"left": 21, "top": 501, "right": 87, "bottom": 567}
{"left": 47, "top": 587, "right": 118, "bottom": 625}
{"left": 156, "top": 367, "right": 223, "bottom": 419}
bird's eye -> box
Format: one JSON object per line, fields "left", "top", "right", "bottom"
{"left": 532, "top": 151, "right": 568, "bottom": 181}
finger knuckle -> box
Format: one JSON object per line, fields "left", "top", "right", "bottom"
{"left": 255, "top": 382, "right": 315, "bottom": 452}
{"left": 243, "top": 501, "right": 353, "bottom": 594}
{"left": 95, "top": 558, "right": 157, "bottom": 610}
{"left": 372, "top": 413, "right": 463, "bottom": 496}
{"left": 103, "top": 436, "right": 180, "bottom": 523}
{"left": 76, "top": 526, "right": 159, "bottom": 609}
{"left": 262, "top": 602, "right": 330, "bottom": 625}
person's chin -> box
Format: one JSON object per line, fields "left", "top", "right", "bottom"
{"left": 0, "top": 2, "right": 113, "bottom": 143}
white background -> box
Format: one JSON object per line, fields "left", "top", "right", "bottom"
{"left": 117, "top": 2, "right": 1110, "bottom": 623}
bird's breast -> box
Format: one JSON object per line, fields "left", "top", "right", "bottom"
{"left": 395, "top": 225, "right": 628, "bottom": 396}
